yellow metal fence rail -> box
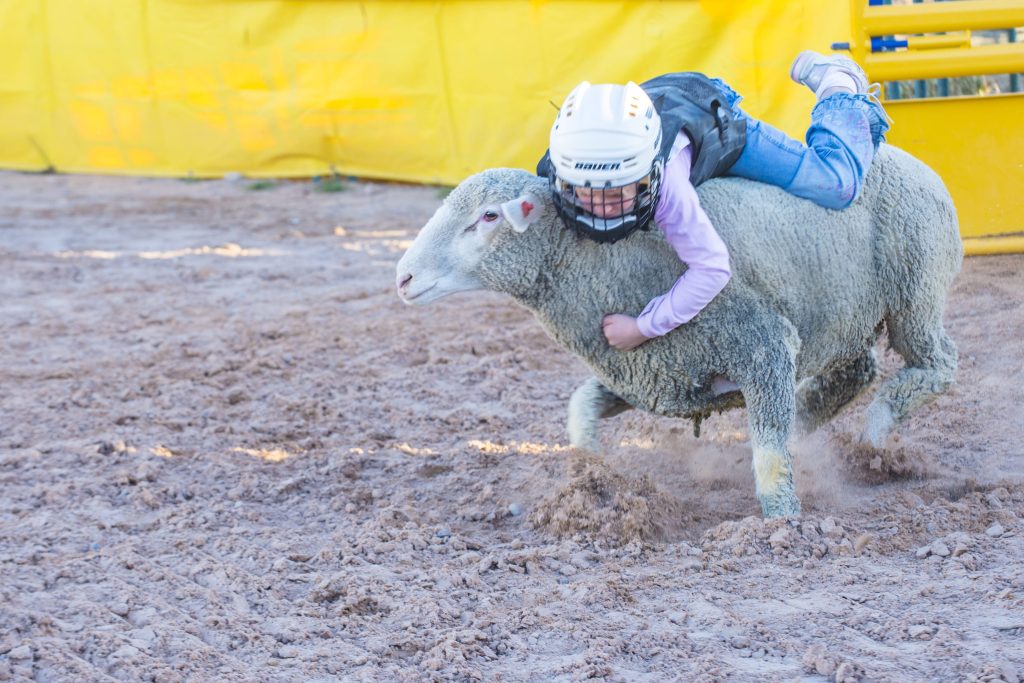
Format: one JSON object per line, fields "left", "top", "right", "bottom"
{"left": 844, "top": 0, "right": 1024, "bottom": 252}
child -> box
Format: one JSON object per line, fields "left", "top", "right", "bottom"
{"left": 538, "top": 51, "right": 891, "bottom": 351}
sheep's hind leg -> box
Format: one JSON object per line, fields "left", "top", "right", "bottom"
{"left": 861, "top": 310, "right": 957, "bottom": 449}
{"left": 796, "top": 349, "right": 878, "bottom": 434}
{"left": 567, "top": 377, "right": 632, "bottom": 452}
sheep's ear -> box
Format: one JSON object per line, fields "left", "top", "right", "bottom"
{"left": 500, "top": 195, "right": 541, "bottom": 233}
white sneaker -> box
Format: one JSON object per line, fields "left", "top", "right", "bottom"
{"left": 790, "top": 50, "right": 868, "bottom": 98}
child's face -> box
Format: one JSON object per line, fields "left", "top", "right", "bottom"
{"left": 573, "top": 183, "right": 639, "bottom": 218}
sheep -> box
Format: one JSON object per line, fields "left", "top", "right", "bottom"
{"left": 395, "top": 144, "right": 962, "bottom": 518}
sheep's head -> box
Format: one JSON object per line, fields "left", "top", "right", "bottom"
{"left": 396, "top": 168, "right": 551, "bottom": 305}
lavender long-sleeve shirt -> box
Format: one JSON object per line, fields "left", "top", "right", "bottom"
{"left": 634, "top": 135, "right": 732, "bottom": 339}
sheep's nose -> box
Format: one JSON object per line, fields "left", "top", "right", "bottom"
{"left": 397, "top": 273, "right": 413, "bottom": 292}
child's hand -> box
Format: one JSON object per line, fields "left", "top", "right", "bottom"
{"left": 602, "top": 314, "right": 648, "bottom": 351}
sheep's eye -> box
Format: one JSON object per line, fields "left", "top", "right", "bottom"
{"left": 464, "top": 210, "right": 500, "bottom": 233}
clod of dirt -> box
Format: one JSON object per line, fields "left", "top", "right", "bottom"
{"left": 530, "top": 451, "right": 675, "bottom": 544}
{"left": 832, "top": 431, "right": 932, "bottom": 481}
{"left": 701, "top": 515, "right": 862, "bottom": 563}
{"left": 803, "top": 644, "right": 865, "bottom": 682}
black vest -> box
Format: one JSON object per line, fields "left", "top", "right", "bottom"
{"left": 537, "top": 72, "right": 747, "bottom": 186}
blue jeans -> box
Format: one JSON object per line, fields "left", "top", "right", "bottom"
{"left": 709, "top": 78, "right": 890, "bottom": 210}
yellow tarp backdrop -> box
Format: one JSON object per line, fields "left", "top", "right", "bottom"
{"left": 4, "top": 1, "right": 1020, "bottom": 240}
{"left": 0, "top": 1, "right": 846, "bottom": 184}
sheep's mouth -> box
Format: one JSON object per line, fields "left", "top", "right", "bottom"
{"left": 401, "top": 282, "right": 437, "bottom": 304}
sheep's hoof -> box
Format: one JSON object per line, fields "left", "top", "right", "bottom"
{"left": 759, "top": 492, "right": 801, "bottom": 519}
{"left": 860, "top": 401, "right": 895, "bottom": 450}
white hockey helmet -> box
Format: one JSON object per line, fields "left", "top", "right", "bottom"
{"left": 546, "top": 81, "right": 664, "bottom": 243}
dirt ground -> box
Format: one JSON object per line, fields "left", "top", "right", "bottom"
{"left": 1, "top": 170, "right": 1022, "bottom": 683}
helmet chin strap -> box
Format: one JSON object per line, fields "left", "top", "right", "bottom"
{"left": 574, "top": 212, "right": 636, "bottom": 232}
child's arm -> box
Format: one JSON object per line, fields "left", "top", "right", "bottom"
{"left": 635, "top": 146, "right": 732, "bottom": 339}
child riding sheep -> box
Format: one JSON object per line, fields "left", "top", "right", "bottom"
{"left": 537, "top": 51, "right": 891, "bottom": 352}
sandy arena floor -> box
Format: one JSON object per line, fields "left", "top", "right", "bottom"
{"left": 1, "top": 170, "right": 1022, "bottom": 682}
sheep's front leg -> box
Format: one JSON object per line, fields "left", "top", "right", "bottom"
{"left": 739, "top": 336, "right": 802, "bottom": 518}
{"left": 566, "top": 377, "right": 632, "bottom": 451}
{"left": 746, "top": 379, "right": 801, "bottom": 518}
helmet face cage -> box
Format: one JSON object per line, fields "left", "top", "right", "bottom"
{"left": 549, "top": 159, "right": 663, "bottom": 244}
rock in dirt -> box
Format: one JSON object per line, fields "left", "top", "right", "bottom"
{"left": 820, "top": 517, "right": 844, "bottom": 539}
{"left": 986, "top": 523, "right": 1006, "bottom": 538}
{"left": 908, "top": 624, "right": 935, "bottom": 640}
{"left": 7, "top": 646, "right": 31, "bottom": 661}
{"left": 769, "top": 527, "right": 793, "bottom": 550}
{"left": 998, "top": 662, "right": 1020, "bottom": 683}
{"left": 803, "top": 644, "right": 864, "bottom": 682}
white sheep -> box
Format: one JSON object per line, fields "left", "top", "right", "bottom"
{"left": 396, "top": 144, "right": 962, "bottom": 518}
